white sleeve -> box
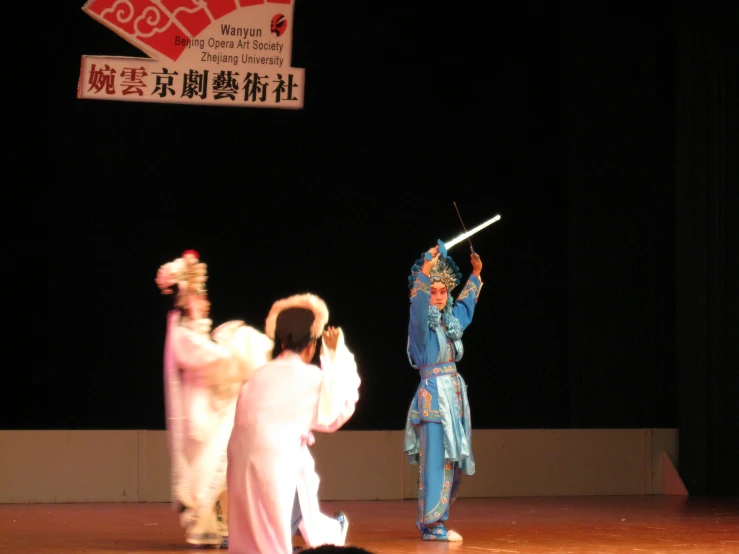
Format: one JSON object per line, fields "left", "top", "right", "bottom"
{"left": 313, "top": 330, "right": 361, "bottom": 430}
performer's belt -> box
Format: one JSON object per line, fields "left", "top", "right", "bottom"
{"left": 419, "top": 361, "right": 457, "bottom": 379}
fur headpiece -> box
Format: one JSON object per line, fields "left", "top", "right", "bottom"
{"left": 265, "top": 293, "right": 329, "bottom": 341}
{"left": 155, "top": 250, "right": 208, "bottom": 308}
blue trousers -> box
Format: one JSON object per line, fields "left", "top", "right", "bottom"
{"left": 417, "top": 421, "right": 463, "bottom": 533}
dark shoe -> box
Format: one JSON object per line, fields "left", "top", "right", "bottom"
{"left": 220, "top": 537, "right": 228, "bottom": 549}
{"left": 334, "top": 511, "right": 349, "bottom": 542}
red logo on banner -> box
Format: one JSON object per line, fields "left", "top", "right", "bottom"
{"left": 271, "top": 14, "right": 287, "bottom": 37}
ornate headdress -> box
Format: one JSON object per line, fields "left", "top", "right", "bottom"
{"left": 155, "top": 249, "right": 208, "bottom": 308}
{"left": 408, "top": 252, "right": 463, "bottom": 294}
{"left": 265, "top": 293, "right": 329, "bottom": 342}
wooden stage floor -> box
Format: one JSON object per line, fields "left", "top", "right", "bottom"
{"left": 1, "top": 496, "right": 738, "bottom": 553}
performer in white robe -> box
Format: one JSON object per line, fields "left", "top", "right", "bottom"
{"left": 156, "top": 250, "right": 273, "bottom": 547}
{"left": 227, "top": 293, "right": 361, "bottom": 554}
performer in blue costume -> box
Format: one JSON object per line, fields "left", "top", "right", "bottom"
{"left": 404, "top": 240, "right": 483, "bottom": 542}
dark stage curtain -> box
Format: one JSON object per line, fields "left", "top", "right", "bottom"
{"left": 564, "top": 3, "right": 677, "bottom": 429}
{"left": 675, "top": 3, "right": 739, "bottom": 496}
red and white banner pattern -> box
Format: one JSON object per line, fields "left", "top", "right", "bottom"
{"left": 78, "top": 0, "right": 304, "bottom": 109}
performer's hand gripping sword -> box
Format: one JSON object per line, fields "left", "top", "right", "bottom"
{"left": 426, "top": 206, "right": 502, "bottom": 260}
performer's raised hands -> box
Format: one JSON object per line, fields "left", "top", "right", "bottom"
{"left": 471, "top": 252, "right": 483, "bottom": 276}
{"left": 322, "top": 326, "right": 341, "bottom": 351}
{"left": 422, "top": 245, "right": 441, "bottom": 275}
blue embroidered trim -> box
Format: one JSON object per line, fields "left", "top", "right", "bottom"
{"left": 420, "top": 362, "right": 457, "bottom": 380}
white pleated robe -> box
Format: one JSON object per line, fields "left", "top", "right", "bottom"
{"left": 226, "top": 332, "right": 360, "bottom": 554}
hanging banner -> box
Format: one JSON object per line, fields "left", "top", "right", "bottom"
{"left": 78, "top": 0, "right": 305, "bottom": 109}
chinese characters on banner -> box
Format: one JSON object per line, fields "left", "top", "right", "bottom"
{"left": 78, "top": 0, "right": 305, "bottom": 109}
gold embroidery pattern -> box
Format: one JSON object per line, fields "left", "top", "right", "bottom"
{"left": 418, "top": 429, "right": 426, "bottom": 522}
{"left": 409, "top": 279, "right": 430, "bottom": 299}
{"left": 456, "top": 280, "right": 480, "bottom": 300}
{"left": 421, "top": 363, "right": 457, "bottom": 380}
{"left": 419, "top": 389, "right": 432, "bottom": 418}
{"left": 452, "top": 376, "right": 464, "bottom": 419}
{"left": 409, "top": 403, "right": 441, "bottom": 422}
{"left": 410, "top": 407, "right": 441, "bottom": 420}
{"left": 422, "top": 459, "right": 454, "bottom": 523}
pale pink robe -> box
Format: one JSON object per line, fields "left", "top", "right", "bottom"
{"left": 163, "top": 310, "right": 273, "bottom": 545}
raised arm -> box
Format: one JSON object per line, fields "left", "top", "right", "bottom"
{"left": 311, "top": 327, "right": 361, "bottom": 433}
{"left": 451, "top": 252, "right": 484, "bottom": 329}
{"left": 409, "top": 245, "right": 442, "bottom": 350}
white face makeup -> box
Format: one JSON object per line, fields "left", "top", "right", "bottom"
{"left": 430, "top": 282, "right": 448, "bottom": 310}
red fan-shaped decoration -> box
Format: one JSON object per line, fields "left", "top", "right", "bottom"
{"left": 82, "top": 0, "right": 293, "bottom": 62}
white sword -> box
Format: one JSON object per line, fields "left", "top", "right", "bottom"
{"left": 443, "top": 214, "right": 501, "bottom": 250}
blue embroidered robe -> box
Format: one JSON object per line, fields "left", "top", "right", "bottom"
{"left": 403, "top": 271, "right": 482, "bottom": 477}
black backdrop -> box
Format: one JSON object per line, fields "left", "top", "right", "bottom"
{"left": 12, "top": 1, "right": 737, "bottom": 495}
{"left": 674, "top": 2, "right": 738, "bottom": 497}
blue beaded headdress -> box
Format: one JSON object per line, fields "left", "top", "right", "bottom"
{"left": 408, "top": 250, "right": 463, "bottom": 294}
